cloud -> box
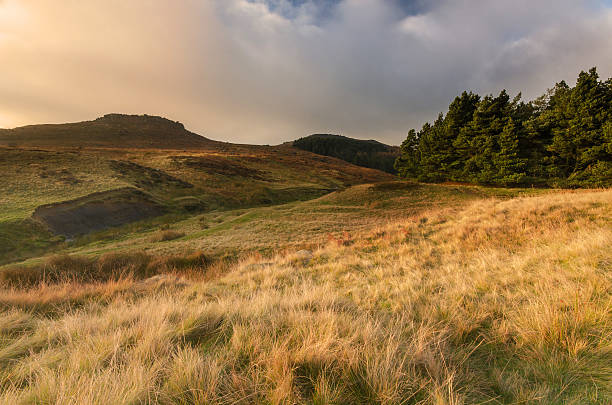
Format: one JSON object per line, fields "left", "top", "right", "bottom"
{"left": 1, "top": 0, "right": 611, "bottom": 144}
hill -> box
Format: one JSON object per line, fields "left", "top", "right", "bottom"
{"left": 0, "top": 114, "right": 214, "bottom": 149}
{"left": 0, "top": 116, "right": 392, "bottom": 264}
{"left": 1, "top": 185, "right": 610, "bottom": 403}
{"left": 293, "top": 134, "right": 399, "bottom": 173}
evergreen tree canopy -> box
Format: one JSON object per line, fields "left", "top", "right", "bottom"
{"left": 396, "top": 68, "right": 612, "bottom": 187}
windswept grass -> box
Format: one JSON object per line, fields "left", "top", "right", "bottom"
{"left": 0, "top": 251, "right": 214, "bottom": 289}
{"left": 0, "top": 189, "right": 610, "bottom": 404}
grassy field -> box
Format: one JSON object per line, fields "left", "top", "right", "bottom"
{"left": 0, "top": 143, "right": 390, "bottom": 265}
{"left": 1, "top": 182, "right": 610, "bottom": 404}
{"left": 4, "top": 180, "right": 534, "bottom": 267}
{"left": 0, "top": 145, "right": 389, "bottom": 221}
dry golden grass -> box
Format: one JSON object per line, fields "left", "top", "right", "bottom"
{"left": 149, "top": 230, "right": 186, "bottom": 243}
{"left": 0, "top": 189, "right": 610, "bottom": 404}
{"left": 0, "top": 251, "right": 217, "bottom": 290}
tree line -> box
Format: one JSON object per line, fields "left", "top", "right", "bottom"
{"left": 395, "top": 68, "right": 612, "bottom": 187}
{"left": 294, "top": 134, "right": 398, "bottom": 173}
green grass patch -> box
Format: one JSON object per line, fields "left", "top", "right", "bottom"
{"left": 0, "top": 219, "right": 63, "bottom": 265}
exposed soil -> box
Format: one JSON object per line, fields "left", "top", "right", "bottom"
{"left": 32, "top": 188, "right": 166, "bottom": 238}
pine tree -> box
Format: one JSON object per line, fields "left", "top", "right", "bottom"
{"left": 454, "top": 90, "right": 511, "bottom": 183}
{"left": 415, "top": 115, "right": 448, "bottom": 181}
{"left": 394, "top": 129, "right": 419, "bottom": 178}
{"left": 494, "top": 118, "right": 527, "bottom": 185}
{"left": 523, "top": 86, "right": 562, "bottom": 181}
{"left": 395, "top": 68, "right": 612, "bottom": 187}
{"left": 412, "top": 92, "right": 480, "bottom": 182}
{"left": 444, "top": 92, "right": 480, "bottom": 178}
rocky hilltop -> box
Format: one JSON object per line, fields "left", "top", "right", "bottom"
{"left": 0, "top": 114, "right": 214, "bottom": 149}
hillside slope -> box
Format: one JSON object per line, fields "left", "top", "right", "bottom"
{"left": 6, "top": 182, "right": 526, "bottom": 267}
{"left": 0, "top": 187, "right": 610, "bottom": 403}
{"left": 0, "top": 116, "right": 393, "bottom": 264}
{"left": 293, "top": 134, "right": 399, "bottom": 173}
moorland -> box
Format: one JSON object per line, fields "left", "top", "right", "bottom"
{"left": 1, "top": 72, "right": 611, "bottom": 404}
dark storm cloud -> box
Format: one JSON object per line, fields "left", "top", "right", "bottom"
{"left": 1, "top": 0, "right": 611, "bottom": 144}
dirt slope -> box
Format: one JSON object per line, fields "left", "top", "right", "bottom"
{"left": 32, "top": 188, "right": 166, "bottom": 238}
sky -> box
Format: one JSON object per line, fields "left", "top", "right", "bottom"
{"left": 1, "top": 0, "right": 612, "bottom": 145}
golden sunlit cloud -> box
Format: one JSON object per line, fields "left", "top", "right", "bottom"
{"left": 1, "top": 0, "right": 612, "bottom": 144}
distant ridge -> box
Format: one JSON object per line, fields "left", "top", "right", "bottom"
{"left": 0, "top": 114, "right": 214, "bottom": 149}
{"left": 292, "top": 133, "right": 399, "bottom": 173}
